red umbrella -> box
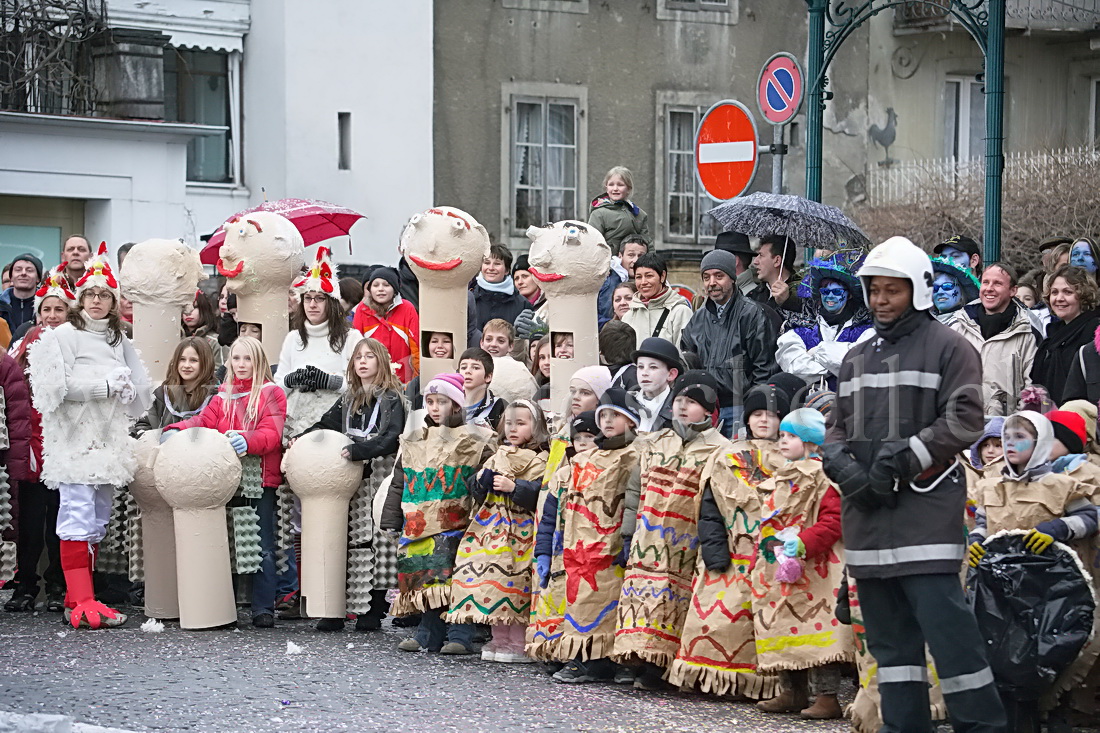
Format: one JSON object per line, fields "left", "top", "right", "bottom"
{"left": 200, "top": 198, "right": 365, "bottom": 265}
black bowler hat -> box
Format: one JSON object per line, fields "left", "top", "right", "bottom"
{"left": 631, "top": 336, "right": 684, "bottom": 373}
{"left": 715, "top": 231, "right": 754, "bottom": 256}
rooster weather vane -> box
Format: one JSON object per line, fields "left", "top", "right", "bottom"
{"left": 869, "top": 107, "right": 898, "bottom": 168}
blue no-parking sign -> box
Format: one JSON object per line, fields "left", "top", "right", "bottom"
{"left": 756, "top": 53, "right": 804, "bottom": 126}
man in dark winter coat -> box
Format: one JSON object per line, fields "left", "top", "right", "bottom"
{"left": 470, "top": 243, "right": 532, "bottom": 332}
{"left": 823, "top": 236, "right": 1006, "bottom": 732}
{"left": 680, "top": 248, "right": 778, "bottom": 438}
{"left": 0, "top": 253, "right": 43, "bottom": 333}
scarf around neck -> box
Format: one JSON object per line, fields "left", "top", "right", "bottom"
{"left": 976, "top": 303, "right": 1016, "bottom": 340}
{"left": 476, "top": 274, "right": 515, "bottom": 296}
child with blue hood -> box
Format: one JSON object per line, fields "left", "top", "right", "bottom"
{"left": 776, "top": 253, "right": 873, "bottom": 389}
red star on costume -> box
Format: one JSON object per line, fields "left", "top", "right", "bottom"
{"left": 293, "top": 246, "right": 338, "bottom": 295}
{"left": 562, "top": 539, "right": 614, "bottom": 604}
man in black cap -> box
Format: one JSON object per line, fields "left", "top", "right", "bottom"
{"left": 0, "top": 253, "right": 43, "bottom": 332}
{"left": 680, "top": 248, "right": 779, "bottom": 438}
{"left": 933, "top": 235, "right": 982, "bottom": 279}
{"left": 631, "top": 336, "right": 684, "bottom": 433}
{"left": 715, "top": 231, "right": 765, "bottom": 300}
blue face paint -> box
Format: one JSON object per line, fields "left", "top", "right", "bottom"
{"left": 1070, "top": 242, "right": 1097, "bottom": 273}
{"left": 939, "top": 246, "right": 970, "bottom": 271}
{"left": 819, "top": 278, "right": 848, "bottom": 314}
{"left": 932, "top": 273, "right": 962, "bottom": 313}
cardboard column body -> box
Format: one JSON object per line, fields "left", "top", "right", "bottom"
{"left": 525, "top": 221, "right": 612, "bottom": 410}
{"left": 120, "top": 238, "right": 205, "bottom": 385}
{"left": 217, "top": 211, "right": 306, "bottom": 364}
{"left": 398, "top": 207, "right": 489, "bottom": 384}
{"left": 283, "top": 430, "right": 362, "bottom": 619}
{"left": 128, "top": 431, "right": 178, "bottom": 619}
{"left": 154, "top": 428, "right": 242, "bottom": 629}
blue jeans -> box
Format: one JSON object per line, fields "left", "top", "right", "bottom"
{"left": 415, "top": 607, "right": 474, "bottom": 651}
{"left": 718, "top": 405, "right": 743, "bottom": 439}
{"left": 275, "top": 542, "right": 298, "bottom": 598}
{"left": 251, "top": 486, "right": 278, "bottom": 616}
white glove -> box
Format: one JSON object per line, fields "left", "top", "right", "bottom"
{"left": 810, "top": 341, "right": 850, "bottom": 375}
{"left": 105, "top": 366, "right": 136, "bottom": 404}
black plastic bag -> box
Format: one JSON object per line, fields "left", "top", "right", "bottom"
{"left": 966, "top": 532, "right": 1095, "bottom": 699}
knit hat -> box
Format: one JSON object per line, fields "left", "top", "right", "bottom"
{"left": 570, "top": 365, "right": 612, "bottom": 399}
{"left": 743, "top": 373, "right": 807, "bottom": 418}
{"left": 780, "top": 408, "right": 826, "bottom": 446}
{"left": 424, "top": 372, "right": 465, "bottom": 409}
{"left": 804, "top": 389, "right": 836, "bottom": 421}
{"left": 512, "top": 254, "right": 531, "bottom": 275}
{"left": 570, "top": 410, "right": 599, "bottom": 438}
{"left": 969, "top": 416, "right": 1006, "bottom": 469}
{"left": 293, "top": 246, "right": 338, "bottom": 295}
{"left": 631, "top": 336, "right": 684, "bottom": 373}
{"left": 366, "top": 266, "right": 400, "bottom": 292}
{"left": 700, "top": 248, "right": 739, "bottom": 280}
{"left": 595, "top": 387, "right": 640, "bottom": 426}
{"left": 672, "top": 370, "right": 719, "bottom": 414}
{"left": 34, "top": 262, "right": 77, "bottom": 311}
{"left": 1059, "top": 400, "right": 1098, "bottom": 451}
{"left": 1046, "top": 410, "right": 1087, "bottom": 455}
{"left": 9, "top": 252, "right": 43, "bottom": 281}
{"left": 74, "top": 242, "right": 120, "bottom": 299}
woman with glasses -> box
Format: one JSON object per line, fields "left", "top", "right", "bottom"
{"left": 26, "top": 243, "right": 151, "bottom": 629}
{"left": 930, "top": 257, "right": 980, "bottom": 327}
{"left": 776, "top": 253, "right": 873, "bottom": 390}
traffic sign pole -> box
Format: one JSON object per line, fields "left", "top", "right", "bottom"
{"left": 771, "top": 125, "right": 784, "bottom": 195}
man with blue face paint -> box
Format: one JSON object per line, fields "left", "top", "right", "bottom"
{"left": 930, "top": 258, "right": 979, "bottom": 328}
{"left": 776, "top": 254, "right": 873, "bottom": 389}
{"left": 932, "top": 235, "right": 982, "bottom": 279}
{"left": 1069, "top": 238, "right": 1098, "bottom": 275}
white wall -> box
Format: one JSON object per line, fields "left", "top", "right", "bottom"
{"left": 241, "top": 1, "right": 434, "bottom": 268}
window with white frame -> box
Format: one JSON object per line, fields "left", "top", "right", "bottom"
{"left": 943, "top": 75, "right": 986, "bottom": 161}
{"left": 665, "top": 106, "right": 720, "bottom": 245}
{"left": 510, "top": 97, "right": 580, "bottom": 232}
{"left": 164, "top": 48, "right": 238, "bottom": 184}
{"left": 502, "top": 0, "right": 588, "bottom": 12}
{"left": 658, "top": 0, "right": 736, "bottom": 23}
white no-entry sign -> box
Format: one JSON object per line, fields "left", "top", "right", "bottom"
{"left": 694, "top": 100, "right": 759, "bottom": 201}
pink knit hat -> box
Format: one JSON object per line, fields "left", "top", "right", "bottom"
{"left": 425, "top": 372, "right": 465, "bottom": 408}
{"left": 569, "top": 365, "right": 612, "bottom": 398}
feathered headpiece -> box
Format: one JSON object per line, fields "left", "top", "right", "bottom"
{"left": 74, "top": 242, "right": 120, "bottom": 298}
{"left": 797, "top": 250, "right": 866, "bottom": 303}
{"left": 34, "top": 262, "right": 77, "bottom": 311}
{"left": 293, "top": 246, "right": 338, "bottom": 296}
{"left": 930, "top": 256, "right": 981, "bottom": 303}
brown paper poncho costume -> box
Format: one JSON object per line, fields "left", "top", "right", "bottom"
{"left": 667, "top": 443, "right": 778, "bottom": 697}
{"left": 750, "top": 457, "right": 852, "bottom": 673}
{"left": 613, "top": 427, "right": 730, "bottom": 668}
{"left": 390, "top": 423, "right": 496, "bottom": 616}
{"left": 448, "top": 445, "right": 547, "bottom": 625}
{"left": 533, "top": 442, "right": 638, "bottom": 662}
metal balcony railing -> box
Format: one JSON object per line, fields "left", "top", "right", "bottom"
{"left": 895, "top": 0, "right": 1100, "bottom": 31}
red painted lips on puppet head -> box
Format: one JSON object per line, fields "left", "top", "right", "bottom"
{"left": 398, "top": 206, "right": 489, "bottom": 288}
{"left": 525, "top": 221, "right": 612, "bottom": 296}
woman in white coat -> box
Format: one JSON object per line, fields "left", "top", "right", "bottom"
{"left": 278, "top": 246, "right": 363, "bottom": 440}
{"left": 776, "top": 253, "right": 873, "bottom": 389}
{"left": 622, "top": 252, "right": 693, "bottom": 349}
{"left": 28, "top": 244, "right": 151, "bottom": 629}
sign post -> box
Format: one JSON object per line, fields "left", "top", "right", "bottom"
{"left": 756, "top": 52, "right": 805, "bottom": 195}
{"left": 694, "top": 100, "right": 760, "bottom": 202}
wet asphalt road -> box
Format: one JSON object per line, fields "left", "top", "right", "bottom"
{"left": 0, "top": 598, "right": 853, "bottom": 733}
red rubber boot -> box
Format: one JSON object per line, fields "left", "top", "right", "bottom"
{"left": 59, "top": 540, "right": 126, "bottom": 629}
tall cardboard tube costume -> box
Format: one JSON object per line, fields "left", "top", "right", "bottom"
{"left": 399, "top": 207, "right": 489, "bottom": 384}
{"left": 154, "top": 428, "right": 242, "bottom": 629}
{"left": 120, "top": 238, "right": 206, "bottom": 386}
{"left": 283, "top": 430, "right": 363, "bottom": 619}
{"left": 525, "top": 221, "right": 611, "bottom": 409}
{"left": 128, "top": 431, "right": 178, "bottom": 619}
{"left": 217, "top": 211, "right": 306, "bottom": 364}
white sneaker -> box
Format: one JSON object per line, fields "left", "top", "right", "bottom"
{"left": 496, "top": 649, "right": 535, "bottom": 664}
{"left": 481, "top": 647, "right": 501, "bottom": 662}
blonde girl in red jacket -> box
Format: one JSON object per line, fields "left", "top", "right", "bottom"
{"left": 164, "top": 335, "right": 287, "bottom": 628}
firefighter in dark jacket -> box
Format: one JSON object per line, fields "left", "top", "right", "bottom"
{"left": 822, "top": 237, "right": 1007, "bottom": 732}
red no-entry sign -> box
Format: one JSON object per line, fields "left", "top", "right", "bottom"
{"left": 694, "top": 100, "right": 759, "bottom": 201}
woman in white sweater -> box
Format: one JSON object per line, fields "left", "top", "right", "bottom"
{"left": 278, "top": 247, "right": 363, "bottom": 440}
{"left": 28, "top": 244, "right": 151, "bottom": 629}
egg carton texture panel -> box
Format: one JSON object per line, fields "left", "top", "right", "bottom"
{"left": 228, "top": 505, "right": 262, "bottom": 575}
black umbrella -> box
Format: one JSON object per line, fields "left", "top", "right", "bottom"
{"left": 707, "top": 192, "right": 872, "bottom": 252}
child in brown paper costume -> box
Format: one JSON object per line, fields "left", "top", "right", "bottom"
{"left": 379, "top": 372, "right": 495, "bottom": 654}
{"left": 614, "top": 371, "right": 731, "bottom": 690}
{"left": 969, "top": 410, "right": 1098, "bottom": 720}
{"left": 525, "top": 220, "right": 612, "bottom": 412}
{"left": 527, "top": 409, "right": 599, "bottom": 666}
{"left": 216, "top": 211, "right": 306, "bottom": 365}
{"left": 543, "top": 388, "right": 641, "bottom": 684}
{"left": 398, "top": 207, "right": 490, "bottom": 385}
{"left": 448, "top": 400, "right": 549, "bottom": 663}
{"left": 751, "top": 408, "right": 849, "bottom": 720}
{"left": 295, "top": 338, "right": 407, "bottom": 632}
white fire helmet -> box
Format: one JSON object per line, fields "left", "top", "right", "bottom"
{"left": 857, "top": 236, "right": 934, "bottom": 311}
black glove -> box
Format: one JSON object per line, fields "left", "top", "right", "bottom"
{"left": 820, "top": 443, "right": 886, "bottom": 512}
{"left": 283, "top": 368, "right": 306, "bottom": 388}
{"left": 868, "top": 440, "right": 918, "bottom": 495}
{"left": 344, "top": 442, "right": 368, "bottom": 462}
{"left": 301, "top": 365, "right": 343, "bottom": 392}
{"left": 477, "top": 469, "right": 497, "bottom": 494}
{"left": 835, "top": 573, "right": 852, "bottom": 625}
